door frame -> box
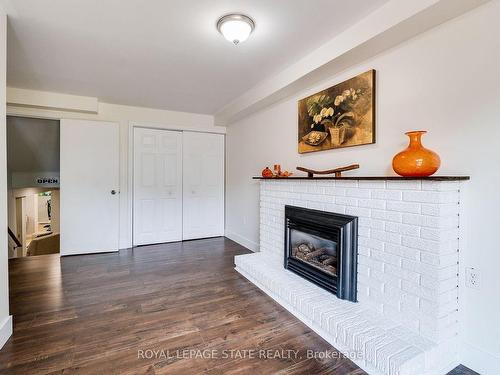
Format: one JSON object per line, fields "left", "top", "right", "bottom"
{"left": 128, "top": 122, "right": 225, "bottom": 247}
{"left": 5, "top": 108, "right": 227, "bottom": 250}
{"left": 6, "top": 112, "right": 62, "bottom": 257}
{"left": 14, "top": 196, "right": 26, "bottom": 257}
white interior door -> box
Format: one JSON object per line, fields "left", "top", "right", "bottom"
{"left": 183, "top": 132, "right": 224, "bottom": 240}
{"left": 60, "top": 119, "right": 120, "bottom": 255}
{"left": 133, "top": 128, "right": 182, "bottom": 246}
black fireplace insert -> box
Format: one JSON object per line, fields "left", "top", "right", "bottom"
{"left": 284, "top": 205, "right": 358, "bottom": 302}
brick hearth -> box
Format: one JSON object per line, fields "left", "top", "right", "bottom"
{"left": 235, "top": 178, "right": 465, "bottom": 375}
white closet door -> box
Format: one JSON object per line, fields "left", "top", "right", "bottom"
{"left": 183, "top": 132, "right": 224, "bottom": 240}
{"left": 133, "top": 128, "right": 182, "bottom": 246}
{"left": 60, "top": 119, "right": 120, "bottom": 255}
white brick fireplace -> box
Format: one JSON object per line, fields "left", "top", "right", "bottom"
{"left": 235, "top": 177, "right": 467, "bottom": 375}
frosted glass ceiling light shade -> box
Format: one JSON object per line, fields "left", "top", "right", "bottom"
{"left": 217, "top": 14, "right": 255, "bottom": 45}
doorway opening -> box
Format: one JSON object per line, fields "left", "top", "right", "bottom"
{"left": 6, "top": 116, "right": 60, "bottom": 258}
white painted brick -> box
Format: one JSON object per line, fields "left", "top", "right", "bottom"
{"left": 307, "top": 184, "right": 321, "bottom": 194}
{"left": 420, "top": 251, "right": 458, "bottom": 267}
{"left": 359, "top": 298, "right": 384, "bottom": 314}
{"left": 371, "top": 189, "right": 403, "bottom": 201}
{"left": 402, "top": 213, "right": 458, "bottom": 229}
{"left": 421, "top": 181, "right": 460, "bottom": 191}
{"left": 358, "top": 217, "right": 385, "bottom": 230}
{"left": 401, "top": 280, "right": 438, "bottom": 301}
{"left": 386, "top": 222, "right": 420, "bottom": 237}
{"left": 401, "top": 292, "right": 420, "bottom": 311}
{"left": 385, "top": 243, "right": 420, "bottom": 261}
{"left": 292, "top": 184, "right": 309, "bottom": 193}
{"left": 401, "top": 258, "right": 437, "bottom": 277}
{"left": 370, "top": 267, "right": 401, "bottom": 287}
{"left": 420, "top": 272, "right": 455, "bottom": 291}
{"left": 345, "top": 206, "right": 371, "bottom": 218}
{"left": 358, "top": 246, "right": 371, "bottom": 256}
{"left": 324, "top": 203, "right": 346, "bottom": 214}
{"left": 403, "top": 191, "right": 460, "bottom": 204}
{"left": 321, "top": 183, "right": 340, "bottom": 190}
{"left": 420, "top": 298, "right": 457, "bottom": 317}
{"left": 300, "top": 193, "right": 325, "bottom": 202}
{"left": 358, "top": 198, "right": 386, "bottom": 209}
{"left": 346, "top": 188, "right": 371, "bottom": 198}
{"left": 371, "top": 249, "right": 401, "bottom": 267}
{"left": 359, "top": 180, "right": 386, "bottom": 189}
{"left": 387, "top": 325, "right": 434, "bottom": 351}
{"left": 335, "top": 180, "right": 358, "bottom": 188}
{"left": 421, "top": 203, "right": 459, "bottom": 217}
{"left": 371, "top": 209, "right": 402, "bottom": 223}
{"left": 358, "top": 226, "right": 370, "bottom": 238}
{"left": 306, "top": 201, "right": 325, "bottom": 210}
{"left": 384, "top": 283, "right": 403, "bottom": 301}
{"left": 369, "top": 286, "right": 399, "bottom": 309}
{"left": 423, "top": 276, "right": 458, "bottom": 295}
{"left": 402, "top": 236, "right": 455, "bottom": 254}
{"left": 324, "top": 187, "right": 346, "bottom": 196}
{"left": 359, "top": 273, "right": 384, "bottom": 292}
{"left": 387, "top": 201, "right": 421, "bottom": 214}
{"left": 421, "top": 227, "right": 459, "bottom": 242}
{"left": 358, "top": 254, "right": 384, "bottom": 272}
{"left": 387, "top": 180, "right": 422, "bottom": 190}
{"left": 258, "top": 179, "right": 462, "bottom": 351}
{"left": 359, "top": 237, "right": 385, "bottom": 251}
{"left": 285, "top": 192, "right": 301, "bottom": 200}
{"left": 383, "top": 304, "right": 420, "bottom": 332}
{"left": 390, "top": 347, "right": 426, "bottom": 375}
{"left": 335, "top": 196, "right": 358, "bottom": 206}
{"left": 371, "top": 229, "right": 401, "bottom": 245}
{"left": 385, "top": 263, "right": 420, "bottom": 284}
{"left": 357, "top": 262, "right": 370, "bottom": 276}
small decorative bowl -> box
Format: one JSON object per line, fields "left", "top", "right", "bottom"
{"left": 302, "top": 131, "right": 328, "bottom": 146}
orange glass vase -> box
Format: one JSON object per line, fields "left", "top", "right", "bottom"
{"left": 392, "top": 131, "right": 441, "bottom": 177}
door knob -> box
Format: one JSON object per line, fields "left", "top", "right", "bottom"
{"left": 111, "top": 190, "right": 117, "bottom": 195}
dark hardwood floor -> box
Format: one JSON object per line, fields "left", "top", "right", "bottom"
{"left": 1, "top": 238, "right": 477, "bottom": 375}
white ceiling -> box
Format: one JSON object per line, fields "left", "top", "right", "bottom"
{"left": 7, "top": 116, "right": 60, "bottom": 172}
{"left": 4, "top": 0, "right": 388, "bottom": 114}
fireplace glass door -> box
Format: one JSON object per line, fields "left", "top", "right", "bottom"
{"left": 284, "top": 205, "right": 358, "bottom": 302}
{"left": 290, "top": 229, "right": 338, "bottom": 277}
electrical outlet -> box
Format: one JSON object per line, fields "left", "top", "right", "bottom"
{"left": 465, "top": 267, "right": 480, "bottom": 289}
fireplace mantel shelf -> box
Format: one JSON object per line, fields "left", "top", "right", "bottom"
{"left": 253, "top": 175, "right": 470, "bottom": 181}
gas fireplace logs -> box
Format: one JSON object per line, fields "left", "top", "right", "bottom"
{"left": 292, "top": 242, "right": 337, "bottom": 276}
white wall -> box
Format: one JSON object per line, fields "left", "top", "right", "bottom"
{"left": 7, "top": 100, "right": 225, "bottom": 250}
{"left": 225, "top": 2, "right": 500, "bottom": 373}
{"left": 0, "top": 9, "right": 12, "bottom": 349}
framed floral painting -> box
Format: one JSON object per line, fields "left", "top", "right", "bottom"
{"left": 298, "top": 70, "right": 376, "bottom": 153}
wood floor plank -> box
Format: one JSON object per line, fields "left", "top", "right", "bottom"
{"left": 1, "top": 237, "right": 469, "bottom": 374}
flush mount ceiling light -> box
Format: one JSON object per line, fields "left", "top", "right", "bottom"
{"left": 217, "top": 14, "right": 255, "bottom": 45}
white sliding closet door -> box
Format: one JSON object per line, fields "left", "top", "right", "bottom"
{"left": 60, "top": 119, "right": 120, "bottom": 255}
{"left": 183, "top": 132, "right": 224, "bottom": 240}
{"left": 133, "top": 128, "right": 182, "bottom": 246}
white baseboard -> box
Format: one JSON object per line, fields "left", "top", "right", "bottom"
{"left": 0, "top": 315, "right": 12, "bottom": 350}
{"left": 225, "top": 230, "right": 259, "bottom": 252}
{"left": 461, "top": 341, "right": 500, "bottom": 374}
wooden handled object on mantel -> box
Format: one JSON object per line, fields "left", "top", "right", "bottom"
{"left": 296, "top": 164, "right": 360, "bottom": 178}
